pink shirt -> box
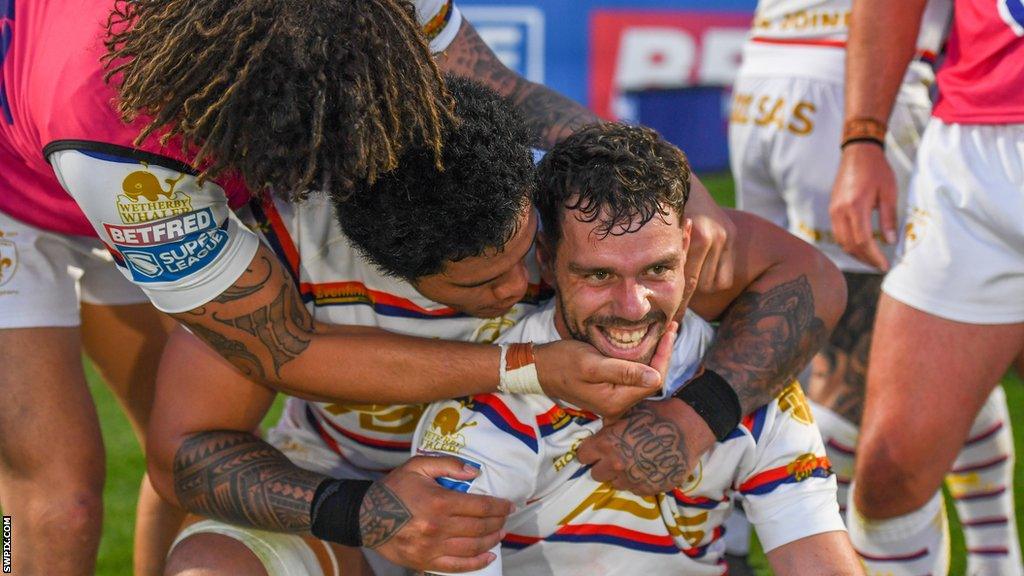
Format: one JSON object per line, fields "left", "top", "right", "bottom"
{"left": 933, "top": 0, "right": 1024, "bottom": 124}
{"left": 0, "top": 0, "right": 248, "bottom": 237}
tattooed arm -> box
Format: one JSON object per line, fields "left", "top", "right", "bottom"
{"left": 148, "top": 326, "right": 510, "bottom": 572}
{"left": 577, "top": 210, "right": 846, "bottom": 494}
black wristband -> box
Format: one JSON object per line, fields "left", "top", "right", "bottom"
{"left": 309, "top": 478, "right": 373, "bottom": 547}
{"left": 840, "top": 136, "right": 885, "bottom": 150}
{"left": 672, "top": 367, "right": 742, "bottom": 441}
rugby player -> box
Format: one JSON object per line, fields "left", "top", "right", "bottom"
{"left": 726, "top": 0, "right": 1020, "bottom": 572}
{"left": 0, "top": 1, "right": 736, "bottom": 572}
{"left": 148, "top": 81, "right": 847, "bottom": 575}
{"left": 414, "top": 122, "right": 859, "bottom": 575}
{"left": 829, "top": 0, "right": 1024, "bottom": 573}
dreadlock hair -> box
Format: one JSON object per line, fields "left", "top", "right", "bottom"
{"left": 103, "top": 0, "right": 455, "bottom": 200}
{"left": 535, "top": 122, "right": 692, "bottom": 247}
{"left": 337, "top": 76, "right": 534, "bottom": 282}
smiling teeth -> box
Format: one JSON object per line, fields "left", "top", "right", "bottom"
{"left": 605, "top": 327, "right": 647, "bottom": 349}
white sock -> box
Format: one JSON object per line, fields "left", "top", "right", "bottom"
{"left": 947, "top": 386, "right": 1023, "bottom": 576}
{"left": 809, "top": 400, "right": 859, "bottom": 521}
{"left": 848, "top": 489, "right": 950, "bottom": 576}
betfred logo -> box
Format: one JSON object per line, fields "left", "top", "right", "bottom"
{"left": 462, "top": 6, "right": 545, "bottom": 83}
{"left": 104, "top": 208, "right": 216, "bottom": 247}
{"left": 589, "top": 10, "right": 752, "bottom": 119}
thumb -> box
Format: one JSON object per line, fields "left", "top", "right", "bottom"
{"left": 879, "top": 188, "right": 899, "bottom": 245}
{"left": 408, "top": 454, "right": 480, "bottom": 481}
{"left": 597, "top": 357, "right": 661, "bottom": 388}
{"left": 649, "top": 322, "right": 679, "bottom": 382}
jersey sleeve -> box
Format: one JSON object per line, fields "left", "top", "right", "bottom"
{"left": 413, "top": 0, "right": 463, "bottom": 53}
{"left": 48, "top": 148, "right": 259, "bottom": 313}
{"left": 413, "top": 394, "right": 542, "bottom": 576}
{"left": 736, "top": 385, "right": 846, "bottom": 552}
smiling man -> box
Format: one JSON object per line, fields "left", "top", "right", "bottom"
{"left": 414, "top": 123, "right": 861, "bottom": 576}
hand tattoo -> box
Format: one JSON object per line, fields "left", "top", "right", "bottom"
{"left": 173, "top": 252, "right": 314, "bottom": 380}
{"left": 442, "top": 20, "right": 596, "bottom": 148}
{"left": 359, "top": 482, "right": 412, "bottom": 549}
{"left": 705, "top": 276, "right": 829, "bottom": 414}
{"left": 173, "top": 431, "right": 324, "bottom": 532}
{"left": 610, "top": 403, "right": 690, "bottom": 492}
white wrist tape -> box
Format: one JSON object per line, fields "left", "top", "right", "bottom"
{"left": 498, "top": 342, "right": 543, "bottom": 395}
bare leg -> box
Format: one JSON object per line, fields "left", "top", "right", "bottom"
{"left": 81, "top": 303, "right": 183, "bottom": 576}
{"left": 0, "top": 327, "right": 105, "bottom": 575}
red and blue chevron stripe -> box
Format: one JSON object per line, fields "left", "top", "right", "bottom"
{"left": 467, "top": 394, "right": 538, "bottom": 453}
{"left": 536, "top": 405, "right": 598, "bottom": 438}
{"left": 502, "top": 533, "right": 542, "bottom": 550}
{"left": 548, "top": 524, "right": 679, "bottom": 555}
{"left": 739, "top": 456, "right": 832, "bottom": 496}
{"left": 671, "top": 489, "right": 727, "bottom": 511}
{"left": 741, "top": 404, "right": 769, "bottom": 444}
{"left": 305, "top": 404, "right": 411, "bottom": 453}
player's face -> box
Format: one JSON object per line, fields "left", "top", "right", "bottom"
{"left": 546, "top": 207, "right": 690, "bottom": 364}
{"left": 415, "top": 209, "right": 538, "bottom": 319}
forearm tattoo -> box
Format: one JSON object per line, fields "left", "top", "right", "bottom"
{"left": 610, "top": 403, "right": 690, "bottom": 491}
{"left": 812, "top": 273, "right": 883, "bottom": 425}
{"left": 705, "top": 276, "right": 829, "bottom": 414}
{"left": 173, "top": 431, "right": 324, "bottom": 532}
{"left": 174, "top": 253, "right": 314, "bottom": 380}
{"left": 444, "top": 21, "right": 596, "bottom": 148}
{"left": 359, "top": 483, "right": 412, "bottom": 549}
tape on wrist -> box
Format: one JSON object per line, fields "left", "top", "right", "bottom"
{"left": 498, "top": 342, "right": 543, "bottom": 395}
{"left": 309, "top": 478, "right": 373, "bottom": 547}
{"left": 672, "top": 366, "right": 742, "bottom": 441}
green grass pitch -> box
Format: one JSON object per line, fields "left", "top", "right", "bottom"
{"left": 80, "top": 173, "right": 1023, "bottom": 574}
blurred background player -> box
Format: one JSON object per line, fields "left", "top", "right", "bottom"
{"left": 1, "top": 1, "right": 739, "bottom": 572}
{"left": 415, "top": 122, "right": 857, "bottom": 576}
{"left": 829, "top": 0, "right": 1024, "bottom": 573}
{"left": 149, "top": 82, "right": 844, "bottom": 575}
{"left": 727, "top": 0, "right": 1021, "bottom": 573}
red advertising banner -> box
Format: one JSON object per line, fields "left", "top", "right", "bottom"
{"left": 590, "top": 10, "right": 753, "bottom": 119}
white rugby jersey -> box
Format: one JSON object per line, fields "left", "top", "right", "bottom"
{"left": 414, "top": 302, "right": 845, "bottom": 576}
{"left": 244, "top": 194, "right": 550, "bottom": 472}
{"left": 743, "top": 0, "right": 951, "bottom": 87}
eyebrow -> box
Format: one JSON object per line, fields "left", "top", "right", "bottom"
{"left": 450, "top": 220, "right": 539, "bottom": 288}
{"left": 566, "top": 254, "right": 681, "bottom": 276}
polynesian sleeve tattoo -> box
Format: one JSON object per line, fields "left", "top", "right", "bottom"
{"left": 174, "top": 430, "right": 413, "bottom": 546}
{"left": 440, "top": 20, "right": 597, "bottom": 148}
{"left": 173, "top": 430, "right": 323, "bottom": 532}
{"left": 173, "top": 249, "right": 314, "bottom": 382}
{"left": 704, "top": 275, "right": 829, "bottom": 414}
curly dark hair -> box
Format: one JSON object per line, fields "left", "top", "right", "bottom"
{"left": 103, "top": 0, "right": 455, "bottom": 200}
{"left": 336, "top": 76, "right": 533, "bottom": 281}
{"left": 535, "top": 122, "right": 691, "bottom": 246}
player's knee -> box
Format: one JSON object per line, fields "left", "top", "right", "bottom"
{"left": 164, "top": 533, "right": 269, "bottom": 576}
{"left": 26, "top": 486, "right": 104, "bottom": 539}
{"left": 856, "top": 436, "right": 934, "bottom": 513}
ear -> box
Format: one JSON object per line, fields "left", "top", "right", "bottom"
{"left": 536, "top": 232, "right": 557, "bottom": 288}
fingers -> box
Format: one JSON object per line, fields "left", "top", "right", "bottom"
{"left": 440, "top": 531, "right": 505, "bottom": 558}
{"left": 432, "top": 489, "right": 513, "bottom": 519}
{"left": 600, "top": 385, "right": 655, "bottom": 422}
{"left": 590, "top": 356, "right": 660, "bottom": 389}
{"left": 426, "top": 551, "right": 498, "bottom": 574}
{"left": 878, "top": 186, "right": 899, "bottom": 246}
{"left": 576, "top": 433, "right": 601, "bottom": 465}
{"left": 408, "top": 454, "right": 483, "bottom": 481}
{"left": 649, "top": 322, "right": 679, "bottom": 382}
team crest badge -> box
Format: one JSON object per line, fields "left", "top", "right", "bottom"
{"left": 323, "top": 403, "right": 425, "bottom": 434}
{"left": 421, "top": 407, "right": 477, "bottom": 454}
{"left": 778, "top": 381, "right": 814, "bottom": 425}
{"left": 0, "top": 230, "right": 18, "bottom": 287}
{"left": 116, "top": 167, "right": 193, "bottom": 224}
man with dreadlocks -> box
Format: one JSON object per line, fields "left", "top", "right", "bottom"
{"left": 0, "top": 0, "right": 743, "bottom": 574}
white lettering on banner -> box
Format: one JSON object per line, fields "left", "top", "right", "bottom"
{"left": 615, "top": 28, "right": 696, "bottom": 90}
{"left": 156, "top": 229, "right": 227, "bottom": 274}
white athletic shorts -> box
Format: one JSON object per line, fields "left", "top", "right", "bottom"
{"left": 0, "top": 208, "right": 148, "bottom": 328}
{"left": 729, "top": 44, "right": 933, "bottom": 274}
{"left": 168, "top": 399, "right": 408, "bottom": 576}
{"left": 882, "top": 120, "right": 1024, "bottom": 324}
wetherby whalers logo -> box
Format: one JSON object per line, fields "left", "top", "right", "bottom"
{"left": 421, "top": 407, "right": 477, "bottom": 454}
{"left": 116, "top": 169, "right": 192, "bottom": 224}
{"left": 323, "top": 403, "right": 425, "bottom": 435}
{"left": 0, "top": 229, "right": 16, "bottom": 287}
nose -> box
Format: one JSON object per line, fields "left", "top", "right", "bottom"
{"left": 492, "top": 261, "right": 529, "bottom": 304}
{"left": 613, "top": 279, "right": 652, "bottom": 322}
